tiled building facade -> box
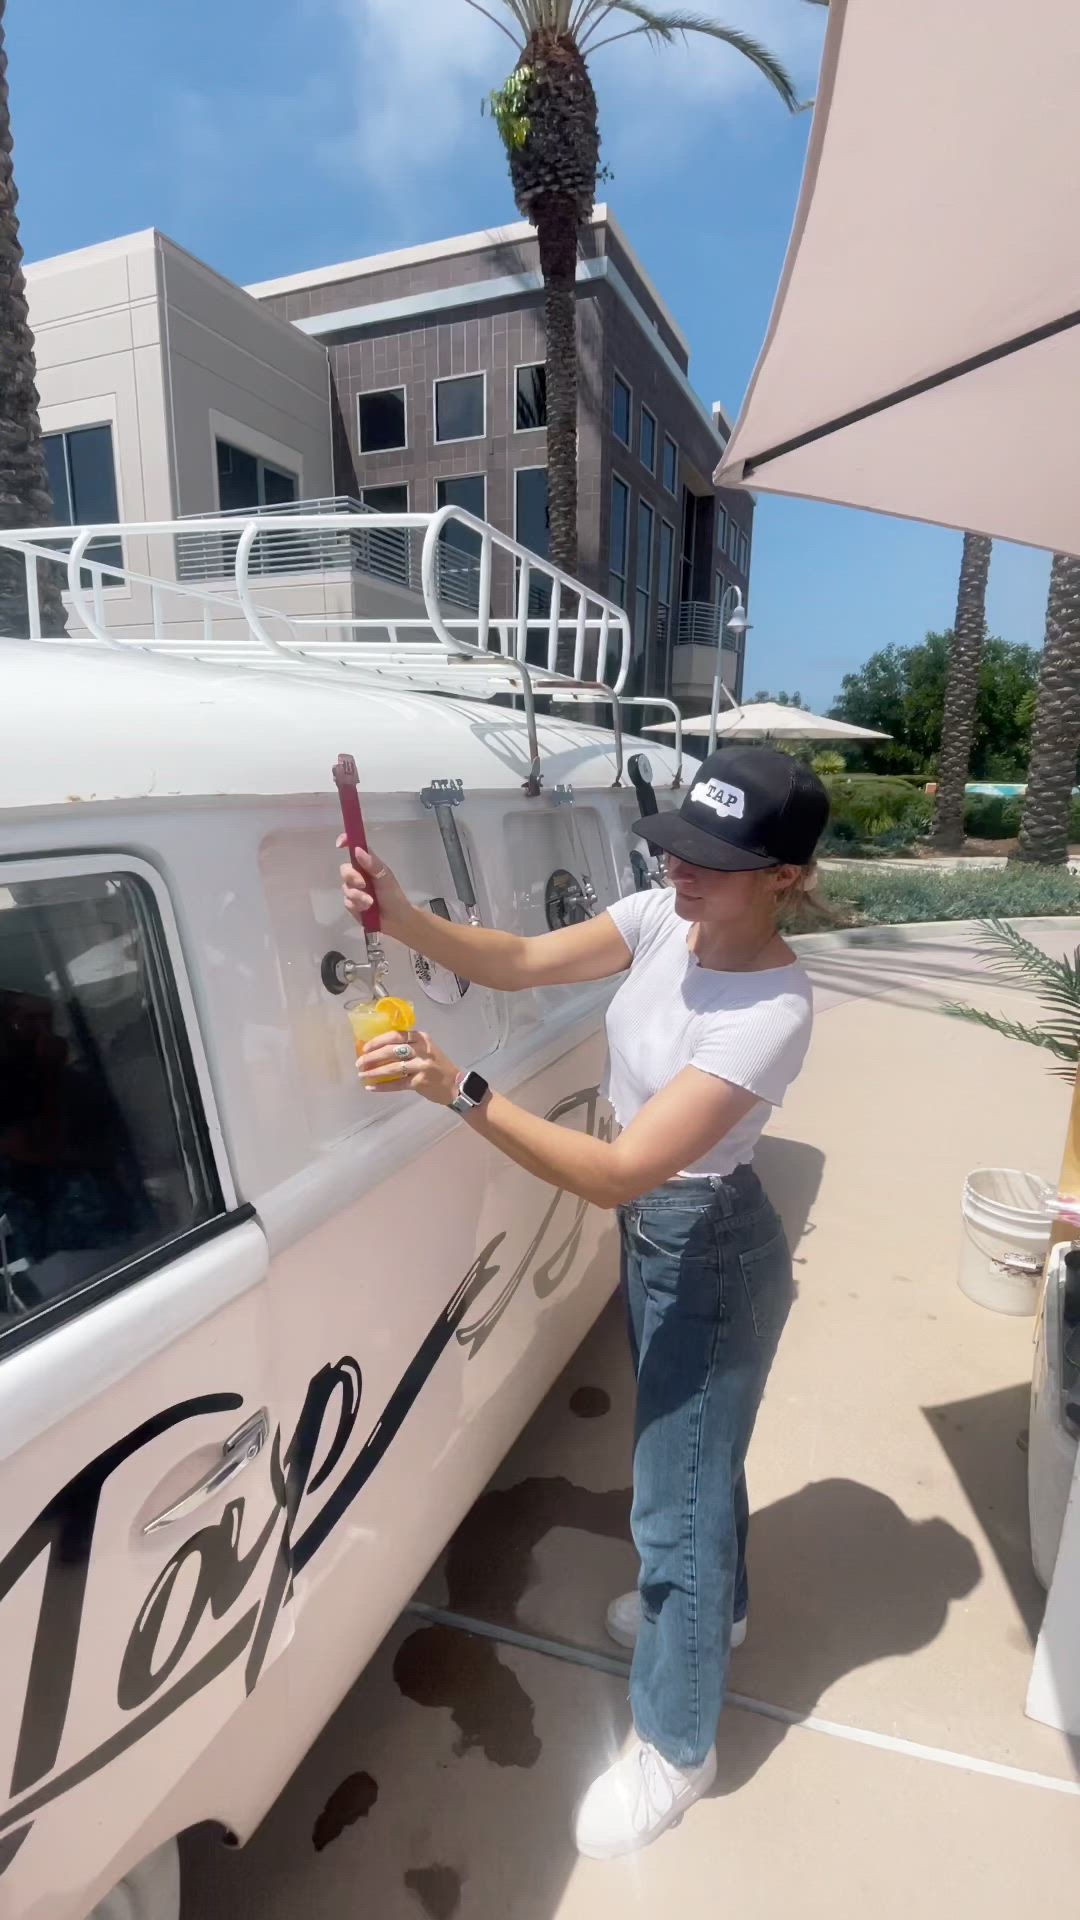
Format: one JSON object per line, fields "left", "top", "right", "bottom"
{"left": 250, "top": 208, "right": 752, "bottom": 704}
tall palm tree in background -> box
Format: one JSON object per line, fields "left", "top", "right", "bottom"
{"left": 1014, "top": 553, "right": 1080, "bottom": 866}
{"left": 471, "top": 1, "right": 810, "bottom": 584}
{"left": 932, "top": 531, "right": 992, "bottom": 850}
{"left": 0, "top": 0, "right": 65, "bottom": 638}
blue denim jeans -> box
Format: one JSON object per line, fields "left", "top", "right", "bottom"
{"left": 619, "top": 1164, "right": 794, "bottom": 1769}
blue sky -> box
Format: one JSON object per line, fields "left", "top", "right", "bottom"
{"left": 8, "top": 0, "right": 1051, "bottom": 707}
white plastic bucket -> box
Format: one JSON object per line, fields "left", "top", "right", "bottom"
{"left": 959, "top": 1168, "right": 1056, "bottom": 1315}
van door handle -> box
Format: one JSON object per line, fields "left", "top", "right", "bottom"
{"left": 142, "top": 1409, "right": 270, "bottom": 1535}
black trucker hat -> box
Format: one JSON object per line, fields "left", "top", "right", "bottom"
{"left": 634, "top": 745, "right": 830, "bottom": 873}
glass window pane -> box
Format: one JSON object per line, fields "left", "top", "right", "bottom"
{"left": 437, "top": 475, "right": 485, "bottom": 561}
{"left": 0, "top": 872, "right": 224, "bottom": 1340}
{"left": 636, "top": 500, "right": 653, "bottom": 591}
{"left": 516, "top": 364, "right": 547, "bottom": 431}
{"left": 613, "top": 377, "right": 631, "bottom": 446}
{"left": 43, "top": 435, "right": 72, "bottom": 523}
{"left": 658, "top": 522, "right": 674, "bottom": 607}
{"left": 216, "top": 438, "right": 259, "bottom": 512}
{"left": 610, "top": 477, "right": 629, "bottom": 575}
{"left": 261, "top": 464, "right": 297, "bottom": 506}
{"left": 663, "top": 436, "right": 678, "bottom": 494}
{"left": 66, "top": 425, "right": 119, "bottom": 524}
{"left": 636, "top": 588, "right": 650, "bottom": 644}
{"left": 362, "top": 484, "right": 409, "bottom": 513}
{"left": 640, "top": 410, "right": 656, "bottom": 473}
{"left": 358, "top": 387, "right": 407, "bottom": 453}
{"left": 515, "top": 468, "right": 549, "bottom": 560}
{"left": 435, "top": 374, "right": 485, "bottom": 443}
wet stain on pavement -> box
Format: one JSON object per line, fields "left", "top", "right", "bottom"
{"left": 444, "top": 1474, "right": 633, "bottom": 1624}
{"left": 569, "top": 1385, "right": 611, "bottom": 1418}
{"left": 405, "top": 1865, "right": 464, "bottom": 1918}
{"left": 394, "top": 1624, "right": 541, "bottom": 1767}
{"left": 311, "top": 1771, "right": 378, "bottom": 1852}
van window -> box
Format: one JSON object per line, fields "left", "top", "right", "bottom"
{"left": 0, "top": 872, "right": 224, "bottom": 1344}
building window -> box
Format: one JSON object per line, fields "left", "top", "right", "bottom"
{"left": 739, "top": 531, "right": 750, "bottom": 575}
{"left": 716, "top": 503, "right": 727, "bottom": 552}
{"left": 216, "top": 438, "right": 298, "bottom": 512}
{"left": 0, "top": 867, "right": 225, "bottom": 1348}
{"left": 635, "top": 498, "right": 655, "bottom": 653}
{"left": 516, "top": 363, "right": 547, "bottom": 432}
{"left": 657, "top": 518, "right": 675, "bottom": 661}
{"left": 43, "top": 424, "right": 122, "bottom": 575}
{"left": 612, "top": 374, "right": 632, "bottom": 447}
{"left": 640, "top": 407, "right": 657, "bottom": 475}
{"left": 435, "top": 373, "right": 486, "bottom": 444}
{"left": 727, "top": 516, "right": 740, "bottom": 563}
{"left": 662, "top": 435, "right": 678, "bottom": 495}
{"left": 515, "top": 467, "right": 551, "bottom": 618}
{"left": 357, "top": 387, "right": 407, "bottom": 454}
{"left": 609, "top": 476, "right": 630, "bottom": 606}
{"left": 436, "top": 476, "right": 486, "bottom": 606}
{"left": 361, "top": 483, "right": 409, "bottom": 514}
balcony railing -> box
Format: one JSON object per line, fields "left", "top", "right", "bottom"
{"left": 174, "top": 493, "right": 483, "bottom": 613}
{"left": 676, "top": 600, "right": 745, "bottom": 652}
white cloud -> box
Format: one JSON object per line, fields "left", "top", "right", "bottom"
{"left": 316, "top": 0, "right": 826, "bottom": 203}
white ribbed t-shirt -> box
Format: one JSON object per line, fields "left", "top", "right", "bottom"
{"left": 603, "top": 888, "right": 813, "bottom": 1178}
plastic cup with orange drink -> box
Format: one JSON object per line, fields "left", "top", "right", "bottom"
{"left": 346, "top": 995, "right": 416, "bottom": 1084}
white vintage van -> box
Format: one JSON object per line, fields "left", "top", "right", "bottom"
{"left": 0, "top": 511, "right": 687, "bottom": 1919}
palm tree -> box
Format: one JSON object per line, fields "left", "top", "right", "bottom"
{"left": 0, "top": 0, "right": 65, "bottom": 638}
{"left": 472, "top": 1, "right": 807, "bottom": 583}
{"left": 1015, "top": 553, "right": 1080, "bottom": 866}
{"left": 932, "top": 531, "right": 992, "bottom": 850}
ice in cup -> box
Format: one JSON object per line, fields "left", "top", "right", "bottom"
{"left": 346, "top": 995, "right": 416, "bottom": 1084}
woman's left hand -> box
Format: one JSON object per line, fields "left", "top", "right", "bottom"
{"left": 359, "top": 1029, "right": 461, "bottom": 1107}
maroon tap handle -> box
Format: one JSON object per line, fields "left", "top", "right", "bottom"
{"left": 334, "top": 753, "right": 381, "bottom": 936}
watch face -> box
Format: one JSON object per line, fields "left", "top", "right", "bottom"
{"left": 460, "top": 1070, "right": 489, "bottom": 1104}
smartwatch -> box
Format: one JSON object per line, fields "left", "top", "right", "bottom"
{"left": 450, "top": 1069, "right": 490, "bottom": 1118}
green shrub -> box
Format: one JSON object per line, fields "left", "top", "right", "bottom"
{"left": 822, "top": 774, "right": 933, "bottom": 855}
{"left": 810, "top": 864, "right": 1080, "bottom": 929}
{"left": 963, "top": 792, "right": 1022, "bottom": 839}
{"left": 961, "top": 791, "right": 1080, "bottom": 842}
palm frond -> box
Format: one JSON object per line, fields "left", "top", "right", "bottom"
{"left": 581, "top": 7, "right": 798, "bottom": 108}
{"left": 943, "top": 917, "right": 1080, "bottom": 1080}
{"left": 972, "top": 917, "right": 1080, "bottom": 991}
{"left": 942, "top": 1002, "right": 1077, "bottom": 1062}
{"left": 464, "top": 0, "right": 526, "bottom": 44}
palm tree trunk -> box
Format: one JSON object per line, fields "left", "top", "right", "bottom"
{"left": 535, "top": 201, "right": 578, "bottom": 584}
{"left": 933, "top": 532, "right": 991, "bottom": 850}
{"left": 1015, "top": 552, "right": 1080, "bottom": 866}
{"left": 534, "top": 198, "right": 579, "bottom": 674}
{"left": 0, "top": 0, "right": 66, "bottom": 638}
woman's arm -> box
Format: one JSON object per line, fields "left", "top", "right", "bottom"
{"left": 360, "top": 1029, "right": 759, "bottom": 1209}
{"left": 340, "top": 843, "right": 632, "bottom": 991}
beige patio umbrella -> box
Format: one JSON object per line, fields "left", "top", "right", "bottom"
{"left": 716, "top": 0, "right": 1080, "bottom": 559}
{"left": 646, "top": 700, "right": 889, "bottom": 743}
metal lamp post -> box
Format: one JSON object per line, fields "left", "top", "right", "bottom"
{"left": 707, "top": 587, "right": 751, "bottom": 754}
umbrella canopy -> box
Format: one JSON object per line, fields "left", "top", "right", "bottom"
{"left": 645, "top": 701, "right": 890, "bottom": 742}
{"left": 715, "top": 0, "right": 1080, "bottom": 557}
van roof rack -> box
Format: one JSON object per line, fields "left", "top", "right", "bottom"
{"left": 0, "top": 507, "right": 687, "bottom": 795}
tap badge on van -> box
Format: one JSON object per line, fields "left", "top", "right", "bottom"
{"left": 0, "top": 1087, "right": 610, "bottom": 1871}
{"left": 690, "top": 779, "right": 746, "bottom": 820}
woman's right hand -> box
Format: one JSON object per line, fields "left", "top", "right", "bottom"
{"left": 338, "top": 840, "right": 412, "bottom": 939}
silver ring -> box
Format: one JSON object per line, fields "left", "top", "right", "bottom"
{"left": 395, "top": 1043, "right": 413, "bottom": 1061}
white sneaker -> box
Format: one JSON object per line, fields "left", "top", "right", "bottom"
{"left": 605, "top": 1590, "right": 748, "bottom": 1652}
{"left": 574, "top": 1736, "right": 717, "bottom": 1859}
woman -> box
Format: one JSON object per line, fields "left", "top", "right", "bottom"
{"left": 341, "top": 745, "right": 828, "bottom": 1861}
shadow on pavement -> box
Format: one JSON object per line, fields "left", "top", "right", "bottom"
{"left": 715, "top": 1475, "right": 982, "bottom": 1796}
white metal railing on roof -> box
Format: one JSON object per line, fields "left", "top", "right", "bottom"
{"left": 174, "top": 493, "right": 485, "bottom": 615}
{"left": 0, "top": 508, "right": 668, "bottom": 794}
